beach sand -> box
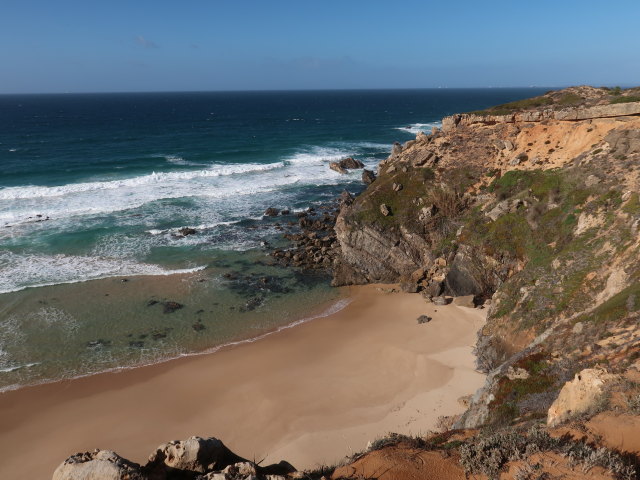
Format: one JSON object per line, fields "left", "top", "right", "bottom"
{"left": 0, "top": 284, "right": 485, "bottom": 479}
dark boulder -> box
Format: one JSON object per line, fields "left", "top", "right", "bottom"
{"left": 400, "top": 282, "right": 419, "bottom": 293}
{"left": 264, "top": 207, "right": 280, "bottom": 217}
{"left": 163, "top": 301, "right": 184, "bottom": 314}
{"left": 362, "top": 169, "right": 376, "bottom": 185}
{"left": 340, "top": 157, "right": 365, "bottom": 169}
{"left": 330, "top": 157, "right": 365, "bottom": 174}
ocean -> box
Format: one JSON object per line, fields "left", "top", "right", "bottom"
{"left": 0, "top": 88, "right": 548, "bottom": 390}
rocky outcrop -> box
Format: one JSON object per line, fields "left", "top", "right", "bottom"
{"left": 53, "top": 450, "right": 145, "bottom": 480}
{"left": 332, "top": 212, "right": 431, "bottom": 285}
{"left": 329, "top": 157, "right": 364, "bottom": 174}
{"left": 362, "top": 169, "right": 376, "bottom": 185}
{"left": 442, "top": 99, "right": 640, "bottom": 132}
{"left": 146, "top": 436, "right": 246, "bottom": 476}
{"left": 547, "top": 369, "right": 619, "bottom": 427}
{"left": 53, "top": 436, "right": 294, "bottom": 480}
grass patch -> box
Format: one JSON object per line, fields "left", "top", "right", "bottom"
{"left": 578, "top": 282, "right": 640, "bottom": 325}
{"left": 623, "top": 192, "right": 640, "bottom": 215}
{"left": 557, "top": 93, "right": 583, "bottom": 106}
{"left": 470, "top": 96, "right": 553, "bottom": 116}
{"left": 610, "top": 95, "right": 640, "bottom": 104}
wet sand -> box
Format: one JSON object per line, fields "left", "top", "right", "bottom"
{"left": 0, "top": 284, "right": 485, "bottom": 479}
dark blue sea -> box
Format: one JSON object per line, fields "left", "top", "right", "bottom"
{"left": 0, "top": 88, "right": 548, "bottom": 389}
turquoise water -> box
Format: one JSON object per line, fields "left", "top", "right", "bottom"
{"left": 0, "top": 88, "right": 549, "bottom": 389}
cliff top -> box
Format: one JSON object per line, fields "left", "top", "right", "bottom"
{"left": 470, "top": 85, "right": 640, "bottom": 116}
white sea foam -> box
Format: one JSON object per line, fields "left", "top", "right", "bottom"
{"left": 0, "top": 251, "right": 206, "bottom": 294}
{"left": 146, "top": 220, "right": 242, "bottom": 236}
{"left": 0, "top": 162, "right": 283, "bottom": 201}
{"left": 0, "top": 362, "right": 39, "bottom": 373}
{"left": 0, "top": 141, "right": 383, "bottom": 290}
{"left": 0, "top": 145, "right": 372, "bottom": 226}
{"left": 164, "top": 155, "right": 205, "bottom": 167}
{"left": 283, "top": 145, "right": 351, "bottom": 165}
{"left": 396, "top": 121, "right": 442, "bottom": 135}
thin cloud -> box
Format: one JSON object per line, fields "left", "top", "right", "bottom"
{"left": 135, "top": 35, "right": 159, "bottom": 49}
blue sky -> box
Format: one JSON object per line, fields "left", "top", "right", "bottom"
{"left": 1, "top": 0, "right": 639, "bottom": 93}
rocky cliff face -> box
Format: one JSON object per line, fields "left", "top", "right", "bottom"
{"left": 333, "top": 85, "right": 640, "bottom": 432}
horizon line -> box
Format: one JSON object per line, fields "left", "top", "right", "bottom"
{"left": 0, "top": 85, "right": 568, "bottom": 96}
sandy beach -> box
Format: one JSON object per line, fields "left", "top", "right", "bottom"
{"left": 0, "top": 284, "right": 485, "bottom": 479}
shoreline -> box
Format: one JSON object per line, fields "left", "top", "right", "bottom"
{"left": 0, "top": 284, "right": 485, "bottom": 479}
{"left": 0, "top": 290, "right": 350, "bottom": 394}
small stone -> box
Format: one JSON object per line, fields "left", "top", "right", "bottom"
{"left": 432, "top": 296, "right": 448, "bottom": 306}
{"left": 572, "top": 322, "right": 584, "bottom": 334}
{"left": 392, "top": 182, "right": 403, "bottom": 192}
{"left": 417, "top": 315, "right": 432, "bottom": 324}
{"left": 585, "top": 174, "right": 601, "bottom": 187}
{"left": 380, "top": 204, "right": 392, "bottom": 216}
{"left": 506, "top": 366, "right": 530, "bottom": 380}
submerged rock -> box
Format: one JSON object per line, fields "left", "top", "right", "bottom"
{"left": 163, "top": 301, "right": 184, "bottom": 313}
{"left": 264, "top": 207, "right": 280, "bottom": 217}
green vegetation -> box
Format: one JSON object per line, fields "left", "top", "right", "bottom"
{"left": 463, "top": 170, "right": 586, "bottom": 268}
{"left": 610, "top": 95, "right": 640, "bottom": 104}
{"left": 623, "top": 192, "right": 640, "bottom": 215}
{"left": 557, "top": 93, "right": 583, "bottom": 106}
{"left": 349, "top": 166, "right": 475, "bottom": 235}
{"left": 470, "top": 96, "right": 553, "bottom": 116}
{"left": 578, "top": 282, "right": 640, "bottom": 325}
{"left": 487, "top": 353, "right": 555, "bottom": 426}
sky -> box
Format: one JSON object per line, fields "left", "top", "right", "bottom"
{"left": 1, "top": 0, "right": 639, "bottom": 94}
